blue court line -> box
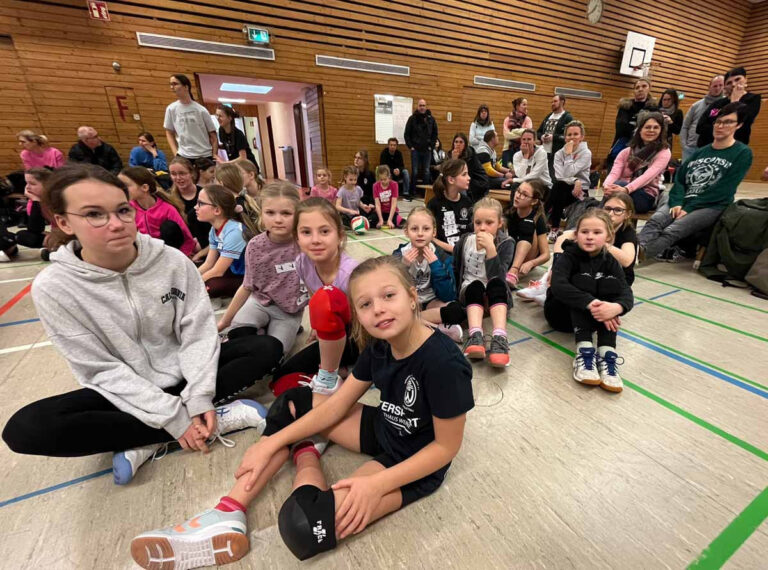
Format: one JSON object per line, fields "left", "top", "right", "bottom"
{"left": 648, "top": 289, "right": 681, "bottom": 301}
{"left": 509, "top": 336, "right": 533, "bottom": 346}
{"left": 0, "top": 468, "right": 113, "bottom": 508}
{"left": 617, "top": 330, "right": 768, "bottom": 400}
{"left": 0, "top": 318, "right": 40, "bottom": 328}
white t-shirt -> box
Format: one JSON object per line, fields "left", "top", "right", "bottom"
{"left": 541, "top": 111, "right": 565, "bottom": 154}
{"left": 164, "top": 100, "right": 216, "bottom": 159}
{"left": 460, "top": 234, "right": 487, "bottom": 291}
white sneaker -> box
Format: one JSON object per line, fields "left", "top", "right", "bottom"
{"left": 573, "top": 347, "right": 601, "bottom": 385}
{"left": 437, "top": 323, "right": 463, "bottom": 343}
{"left": 0, "top": 250, "right": 11, "bottom": 263}
{"left": 532, "top": 292, "right": 547, "bottom": 306}
{"left": 113, "top": 442, "right": 167, "bottom": 485}
{"left": 598, "top": 351, "right": 624, "bottom": 393}
{"left": 215, "top": 399, "right": 268, "bottom": 438}
{"left": 516, "top": 279, "right": 547, "bottom": 301}
{"left": 547, "top": 229, "right": 559, "bottom": 244}
{"left": 301, "top": 373, "right": 342, "bottom": 396}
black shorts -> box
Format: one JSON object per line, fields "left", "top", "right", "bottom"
{"left": 359, "top": 404, "right": 447, "bottom": 507}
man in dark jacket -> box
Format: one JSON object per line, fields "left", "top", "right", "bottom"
{"left": 536, "top": 94, "right": 573, "bottom": 180}
{"left": 378, "top": 137, "right": 410, "bottom": 198}
{"left": 404, "top": 99, "right": 438, "bottom": 197}
{"left": 696, "top": 66, "right": 762, "bottom": 147}
{"left": 68, "top": 126, "right": 123, "bottom": 174}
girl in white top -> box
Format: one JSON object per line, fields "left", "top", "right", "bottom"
{"left": 510, "top": 129, "right": 552, "bottom": 188}
{"left": 469, "top": 104, "right": 495, "bottom": 151}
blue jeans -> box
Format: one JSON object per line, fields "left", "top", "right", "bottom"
{"left": 613, "top": 180, "right": 656, "bottom": 213}
{"left": 681, "top": 145, "right": 695, "bottom": 163}
{"left": 410, "top": 149, "right": 432, "bottom": 194}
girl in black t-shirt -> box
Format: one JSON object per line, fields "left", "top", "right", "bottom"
{"left": 215, "top": 105, "right": 257, "bottom": 163}
{"left": 131, "top": 256, "right": 474, "bottom": 567}
{"left": 504, "top": 180, "right": 550, "bottom": 288}
{"left": 427, "top": 158, "right": 474, "bottom": 254}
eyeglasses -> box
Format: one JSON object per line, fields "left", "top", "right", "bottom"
{"left": 515, "top": 189, "right": 533, "bottom": 199}
{"left": 714, "top": 119, "right": 738, "bottom": 127}
{"left": 604, "top": 207, "right": 626, "bottom": 214}
{"left": 196, "top": 199, "right": 214, "bottom": 208}
{"left": 65, "top": 205, "right": 135, "bottom": 228}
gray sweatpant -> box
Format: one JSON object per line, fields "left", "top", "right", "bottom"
{"left": 230, "top": 296, "right": 303, "bottom": 354}
{"left": 638, "top": 194, "right": 723, "bottom": 258}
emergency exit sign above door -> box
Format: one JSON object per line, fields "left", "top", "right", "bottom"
{"left": 243, "top": 25, "right": 270, "bottom": 45}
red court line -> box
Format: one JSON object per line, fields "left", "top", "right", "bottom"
{"left": 0, "top": 283, "right": 32, "bottom": 318}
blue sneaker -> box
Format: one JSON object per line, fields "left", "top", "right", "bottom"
{"left": 131, "top": 508, "right": 248, "bottom": 569}
{"left": 573, "top": 347, "right": 600, "bottom": 385}
{"left": 598, "top": 351, "right": 624, "bottom": 393}
{"left": 113, "top": 443, "right": 167, "bottom": 486}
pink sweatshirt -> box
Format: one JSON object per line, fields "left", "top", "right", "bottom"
{"left": 131, "top": 198, "right": 197, "bottom": 256}
{"left": 604, "top": 147, "right": 671, "bottom": 198}
{"left": 21, "top": 147, "right": 65, "bottom": 170}
{"left": 310, "top": 185, "right": 338, "bottom": 202}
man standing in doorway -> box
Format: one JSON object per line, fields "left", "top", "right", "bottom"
{"left": 696, "top": 67, "right": 761, "bottom": 147}
{"left": 679, "top": 75, "right": 724, "bottom": 162}
{"left": 536, "top": 94, "right": 573, "bottom": 179}
{"left": 404, "top": 98, "right": 438, "bottom": 199}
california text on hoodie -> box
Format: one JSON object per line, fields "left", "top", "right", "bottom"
{"left": 31, "top": 232, "right": 220, "bottom": 439}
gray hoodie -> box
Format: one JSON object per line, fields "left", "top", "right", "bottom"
{"left": 31, "top": 233, "right": 219, "bottom": 438}
{"left": 553, "top": 141, "right": 592, "bottom": 188}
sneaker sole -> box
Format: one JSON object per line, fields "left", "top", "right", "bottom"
{"left": 573, "top": 372, "right": 601, "bottom": 386}
{"left": 488, "top": 356, "right": 509, "bottom": 368}
{"left": 464, "top": 349, "right": 486, "bottom": 360}
{"left": 131, "top": 532, "right": 249, "bottom": 570}
{"left": 599, "top": 382, "right": 623, "bottom": 393}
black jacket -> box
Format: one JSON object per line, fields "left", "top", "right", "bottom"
{"left": 379, "top": 149, "right": 405, "bottom": 177}
{"left": 404, "top": 110, "right": 438, "bottom": 151}
{"left": 550, "top": 240, "right": 634, "bottom": 314}
{"left": 696, "top": 92, "right": 762, "bottom": 147}
{"left": 68, "top": 141, "right": 123, "bottom": 174}
{"left": 613, "top": 97, "right": 659, "bottom": 144}
{"left": 463, "top": 146, "right": 489, "bottom": 202}
{"left": 536, "top": 111, "right": 574, "bottom": 155}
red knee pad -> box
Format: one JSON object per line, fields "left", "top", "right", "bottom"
{"left": 270, "top": 372, "right": 313, "bottom": 397}
{"left": 308, "top": 286, "right": 351, "bottom": 341}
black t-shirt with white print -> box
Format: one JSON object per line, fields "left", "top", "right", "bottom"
{"left": 428, "top": 194, "right": 473, "bottom": 248}
{"left": 505, "top": 209, "right": 547, "bottom": 244}
{"left": 352, "top": 331, "right": 474, "bottom": 463}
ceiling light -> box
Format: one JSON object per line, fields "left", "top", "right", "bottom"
{"left": 220, "top": 83, "right": 273, "bottom": 94}
{"left": 218, "top": 97, "right": 246, "bottom": 103}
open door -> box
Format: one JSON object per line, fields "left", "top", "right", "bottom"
{"left": 266, "top": 116, "right": 278, "bottom": 179}
{"left": 293, "top": 103, "right": 309, "bottom": 187}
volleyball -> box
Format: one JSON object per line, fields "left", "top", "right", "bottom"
{"left": 351, "top": 215, "right": 369, "bottom": 234}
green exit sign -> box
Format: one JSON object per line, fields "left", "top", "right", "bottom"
{"left": 244, "top": 25, "right": 270, "bottom": 45}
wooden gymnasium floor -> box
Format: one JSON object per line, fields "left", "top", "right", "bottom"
{"left": 1, "top": 183, "right": 767, "bottom": 570}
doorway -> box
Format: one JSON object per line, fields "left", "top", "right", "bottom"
{"left": 198, "top": 74, "right": 323, "bottom": 185}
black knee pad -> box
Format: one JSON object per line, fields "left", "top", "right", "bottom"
{"left": 439, "top": 301, "right": 466, "bottom": 326}
{"left": 278, "top": 485, "right": 336, "bottom": 560}
{"left": 264, "top": 386, "right": 313, "bottom": 436}
{"left": 463, "top": 280, "right": 486, "bottom": 306}
{"left": 486, "top": 277, "right": 508, "bottom": 307}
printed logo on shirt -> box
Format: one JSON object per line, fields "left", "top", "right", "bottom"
{"left": 404, "top": 375, "right": 418, "bottom": 407}
{"left": 460, "top": 207, "right": 469, "bottom": 219}
{"left": 380, "top": 190, "right": 392, "bottom": 202}
{"left": 442, "top": 210, "right": 458, "bottom": 239}
{"left": 297, "top": 281, "right": 309, "bottom": 306}
{"left": 381, "top": 400, "right": 420, "bottom": 434}
{"left": 684, "top": 156, "right": 732, "bottom": 197}
{"left": 160, "top": 287, "right": 186, "bottom": 304}
{"left": 275, "top": 261, "right": 296, "bottom": 274}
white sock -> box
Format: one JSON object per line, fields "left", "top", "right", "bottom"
{"left": 576, "top": 341, "right": 593, "bottom": 351}
{"left": 597, "top": 346, "right": 614, "bottom": 357}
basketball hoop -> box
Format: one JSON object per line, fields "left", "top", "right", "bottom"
{"left": 631, "top": 61, "right": 659, "bottom": 80}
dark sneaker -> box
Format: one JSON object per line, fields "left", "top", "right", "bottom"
{"left": 462, "top": 331, "right": 486, "bottom": 359}
{"left": 488, "top": 334, "right": 510, "bottom": 367}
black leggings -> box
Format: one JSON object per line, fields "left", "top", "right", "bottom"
{"left": 2, "top": 335, "right": 283, "bottom": 457}
{"left": 543, "top": 293, "right": 616, "bottom": 347}
{"left": 547, "top": 180, "right": 579, "bottom": 228}
{"left": 159, "top": 220, "right": 185, "bottom": 251}
{"left": 464, "top": 278, "right": 508, "bottom": 308}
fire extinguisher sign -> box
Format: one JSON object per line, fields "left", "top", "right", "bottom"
{"left": 87, "top": 1, "right": 110, "bottom": 22}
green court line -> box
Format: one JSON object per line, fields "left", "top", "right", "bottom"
{"left": 621, "top": 327, "right": 768, "bottom": 392}
{"left": 687, "top": 486, "right": 768, "bottom": 569}
{"left": 635, "top": 296, "right": 768, "bottom": 344}
{"left": 635, "top": 274, "right": 768, "bottom": 315}
{"left": 349, "top": 234, "right": 768, "bottom": 462}
{"left": 505, "top": 317, "right": 768, "bottom": 463}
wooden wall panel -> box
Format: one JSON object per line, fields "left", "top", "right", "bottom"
{"left": 738, "top": 1, "right": 768, "bottom": 181}
{"left": 303, "top": 86, "right": 325, "bottom": 179}
{"left": 0, "top": 0, "right": 765, "bottom": 181}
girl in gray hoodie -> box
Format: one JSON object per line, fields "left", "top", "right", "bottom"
{"left": 2, "top": 164, "right": 283, "bottom": 485}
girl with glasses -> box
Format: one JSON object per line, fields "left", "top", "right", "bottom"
{"left": 3, "top": 164, "right": 277, "bottom": 485}
{"left": 504, "top": 180, "right": 550, "bottom": 288}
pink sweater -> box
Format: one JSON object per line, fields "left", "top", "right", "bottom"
{"left": 310, "top": 185, "right": 338, "bottom": 202}
{"left": 21, "top": 147, "right": 65, "bottom": 170}
{"left": 131, "top": 198, "right": 197, "bottom": 256}
{"left": 604, "top": 147, "right": 671, "bottom": 198}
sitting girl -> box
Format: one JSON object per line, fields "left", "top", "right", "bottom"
{"left": 373, "top": 164, "right": 404, "bottom": 229}
{"left": 546, "top": 208, "right": 634, "bottom": 391}
{"left": 2, "top": 168, "right": 58, "bottom": 261}
{"left": 518, "top": 193, "right": 637, "bottom": 304}
{"left": 456, "top": 197, "right": 515, "bottom": 367}
{"left": 335, "top": 165, "right": 376, "bottom": 227}
{"left": 603, "top": 111, "right": 671, "bottom": 214}
{"left": 119, "top": 166, "right": 197, "bottom": 256}
{"left": 393, "top": 207, "right": 464, "bottom": 342}
{"left": 130, "top": 255, "right": 474, "bottom": 568}
{"left": 426, "top": 158, "right": 474, "bottom": 253}
{"left": 234, "top": 158, "right": 263, "bottom": 200}
{"left": 1, "top": 164, "right": 283, "bottom": 485}
{"left": 195, "top": 185, "right": 248, "bottom": 300}
{"left": 217, "top": 182, "right": 307, "bottom": 355}
{"left": 310, "top": 166, "right": 338, "bottom": 203}
{"left": 169, "top": 157, "right": 209, "bottom": 260}
{"left": 504, "top": 180, "right": 550, "bottom": 288}
{"left": 215, "top": 161, "right": 261, "bottom": 241}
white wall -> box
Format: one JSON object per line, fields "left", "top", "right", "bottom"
{"left": 256, "top": 97, "right": 314, "bottom": 185}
